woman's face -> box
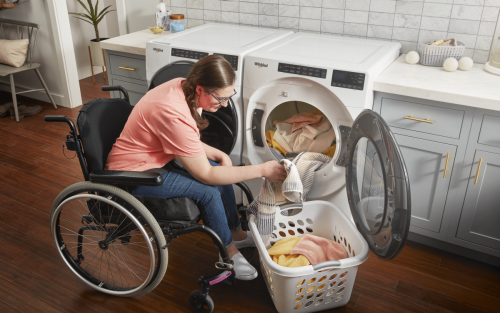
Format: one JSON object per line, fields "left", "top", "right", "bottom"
{"left": 196, "top": 84, "right": 236, "bottom": 113}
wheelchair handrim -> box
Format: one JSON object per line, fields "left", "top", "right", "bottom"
{"left": 52, "top": 193, "right": 156, "bottom": 296}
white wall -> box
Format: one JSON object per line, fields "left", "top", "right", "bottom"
{"left": 125, "top": 0, "right": 160, "bottom": 33}
{"left": 66, "top": 0, "right": 110, "bottom": 80}
{"left": 103, "top": 0, "right": 120, "bottom": 38}
{"left": 0, "top": 1, "right": 66, "bottom": 105}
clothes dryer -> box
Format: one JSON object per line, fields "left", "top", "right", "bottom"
{"left": 243, "top": 33, "right": 411, "bottom": 259}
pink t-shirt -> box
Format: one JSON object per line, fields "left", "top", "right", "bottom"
{"left": 106, "top": 78, "right": 204, "bottom": 171}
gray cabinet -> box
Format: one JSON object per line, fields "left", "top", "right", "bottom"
{"left": 375, "top": 92, "right": 500, "bottom": 259}
{"left": 105, "top": 50, "right": 148, "bottom": 106}
{"left": 393, "top": 134, "right": 457, "bottom": 233}
{"left": 456, "top": 151, "right": 500, "bottom": 250}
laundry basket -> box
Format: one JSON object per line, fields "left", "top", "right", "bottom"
{"left": 248, "top": 201, "right": 370, "bottom": 313}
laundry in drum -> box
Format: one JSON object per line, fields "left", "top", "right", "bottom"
{"left": 265, "top": 102, "right": 336, "bottom": 159}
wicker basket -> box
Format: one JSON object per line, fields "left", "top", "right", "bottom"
{"left": 417, "top": 41, "right": 466, "bottom": 66}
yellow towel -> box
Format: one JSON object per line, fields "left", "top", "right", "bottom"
{"left": 322, "top": 144, "right": 336, "bottom": 158}
{"left": 267, "top": 237, "right": 310, "bottom": 268}
{"left": 266, "top": 130, "right": 288, "bottom": 155}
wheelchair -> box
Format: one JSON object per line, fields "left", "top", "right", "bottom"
{"left": 45, "top": 86, "right": 255, "bottom": 313}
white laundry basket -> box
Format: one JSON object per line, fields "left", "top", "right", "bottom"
{"left": 248, "top": 200, "right": 370, "bottom": 313}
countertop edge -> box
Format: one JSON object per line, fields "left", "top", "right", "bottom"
{"left": 373, "top": 82, "right": 500, "bottom": 111}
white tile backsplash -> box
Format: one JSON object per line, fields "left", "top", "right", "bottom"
{"left": 322, "top": 8, "right": 345, "bottom": 21}
{"left": 178, "top": 0, "right": 499, "bottom": 63}
{"left": 369, "top": 12, "right": 395, "bottom": 26}
{"left": 345, "top": 10, "right": 370, "bottom": 24}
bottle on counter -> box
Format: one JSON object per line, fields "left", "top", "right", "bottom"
{"left": 490, "top": 36, "right": 500, "bottom": 69}
{"left": 156, "top": 2, "right": 170, "bottom": 31}
{"left": 170, "top": 14, "right": 185, "bottom": 33}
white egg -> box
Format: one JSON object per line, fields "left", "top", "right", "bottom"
{"left": 443, "top": 58, "right": 458, "bottom": 72}
{"left": 406, "top": 51, "right": 420, "bottom": 64}
{"left": 458, "top": 57, "right": 473, "bottom": 71}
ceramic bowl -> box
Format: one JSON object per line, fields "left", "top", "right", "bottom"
{"left": 149, "top": 26, "right": 165, "bottom": 34}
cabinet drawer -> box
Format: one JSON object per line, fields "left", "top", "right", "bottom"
{"left": 380, "top": 97, "right": 465, "bottom": 139}
{"left": 110, "top": 78, "right": 147, "bottom": 106}
{"left": 478, "top": 115, "right": 500, "bottom": 149}
{"left": 109, "top": 54, "right": 147, "bottom": 81}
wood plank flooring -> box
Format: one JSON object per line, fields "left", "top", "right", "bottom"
{"left": 0, "top": 76, "right": 499, "bottom": 313}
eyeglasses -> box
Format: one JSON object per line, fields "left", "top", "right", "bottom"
{"left": 208, "top": 89, "right": 237, "bottom": 105}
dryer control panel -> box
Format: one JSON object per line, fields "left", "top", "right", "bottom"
{"left": 215, "top": 53, "right": 239, "bottom": 71}
{"left": 278, "top": 63, "right": 327, "bottom": 79}
{"left": 171, "top": 48, "right": 208, "bottom": 60}
{"left": 331, "top": 70, "right": 365, "bottom": 90}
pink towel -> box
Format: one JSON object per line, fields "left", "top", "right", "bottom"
{"left": 290, "top": 235, "right": 348, "bottom": 265}
{"left": 273, "top": 113, "right": 325, "bottom": 133}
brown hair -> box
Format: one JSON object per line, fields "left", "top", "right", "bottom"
{"left": 182, "top": 55, "right": 236, "bottom": 130}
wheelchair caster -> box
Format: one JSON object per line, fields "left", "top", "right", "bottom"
{"left": 189, "top": 290, "right": 214, "bottom": 313}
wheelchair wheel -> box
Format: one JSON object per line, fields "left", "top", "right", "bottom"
{"left": 50, "top": 182, "right": 167, "bottom": 297}
{"left": 189, "top": 290, "right": 214, "bottom": 313}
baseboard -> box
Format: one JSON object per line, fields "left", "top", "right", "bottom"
{"left": 408, "top": 232, "right": 500, "bottom": 267}
{"left": 0, "top": 81, "right": 71, "bottom": 108}
{"left": 78, "top": 66, "right": 105, "bottom": 80}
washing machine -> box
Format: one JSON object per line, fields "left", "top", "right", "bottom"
{"left": 243, "top": 33, "right": 411, "bottom": 257}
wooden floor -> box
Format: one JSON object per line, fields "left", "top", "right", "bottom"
{"left": 0, "top": 76, "right": 499, "bottom": 313}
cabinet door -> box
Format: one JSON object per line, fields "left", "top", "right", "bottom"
{"left": 110, "top": 78, "right": 147, "bottom": 106}
{"left": 456, "top": 151, "right": 500, "bottom": 250}
{"left": 394, "top": 134, "right": 457, "bottom": 233}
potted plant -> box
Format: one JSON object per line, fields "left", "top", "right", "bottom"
{"left": 69, "top": 0, "right": 114, "bottom": 68}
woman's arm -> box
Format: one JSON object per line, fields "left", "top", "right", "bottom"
{"left": 176, "top": 153, "right": 286, "bottom": 185}
{"left": 202, "top": 143, "right": 232, "bottom": 166}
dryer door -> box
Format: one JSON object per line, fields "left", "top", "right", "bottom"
{"left": 148, "top": 61, "right": 238, "bottom": 156}
{"left": 345, "top": 110, "right": 411, "bottom": 260}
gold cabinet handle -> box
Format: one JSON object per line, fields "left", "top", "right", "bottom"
{"left": 403, "top": 116, "right": 433, "bottom": 124}
{"left": 119, "top": 66, "right": 135, "bottom": 71}
{"left": 443, "top": 152, "right": 450, "bottom": 178}
{"left": 474, "top": 158, "right": 483, "bottom": 185}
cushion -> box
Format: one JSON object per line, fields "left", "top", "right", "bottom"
{"left": 0, "top": 39, "right": 29, "bottom": 68}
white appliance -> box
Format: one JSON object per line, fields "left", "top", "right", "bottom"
{"left": 146, "top": 23, "right": 293, "bottom": 203}
{"left": 146, "top": 24, "right": 293, "bottom": 165}
{"left": 243, "top": 32, "right": 404, "bottom": 224}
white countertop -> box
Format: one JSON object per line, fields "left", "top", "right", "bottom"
{"left": 100, "top": 29, "right": 172, "bottom": 56}
{"left": 374, "top": 55, "right": 500, "bottom": 111}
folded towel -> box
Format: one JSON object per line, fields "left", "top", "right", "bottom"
{"left": 267, "top": 237, "right": 310, "bottom": 267}
{"left": 273, "top": 112, "right": 325, "bottom": 133}
{"left": 273, "top": 120, "right": 335, "bottom": 155}
{"left": 290, "top": 234, "right": 348, "bottom": 265}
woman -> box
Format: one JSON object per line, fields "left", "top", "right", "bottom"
{"left": 106, "top": 55, "right": 286, "bottom": 280}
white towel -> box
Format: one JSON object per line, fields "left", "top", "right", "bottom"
{"left": 247, "top": 152, "right": 331, "bottom": 245}
{"left": 273, "top": 120, "right": 335, "bottom": 154}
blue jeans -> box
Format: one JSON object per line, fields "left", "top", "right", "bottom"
{"left": 131, "top": 160, "right": 240, "bottom": 248}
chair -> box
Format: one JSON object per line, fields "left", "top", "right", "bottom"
{"left": 0, "top": 18, "right": 57, "bottom": 122}
{"left": 44, "top": 86, "right": 254, "bottom": 313}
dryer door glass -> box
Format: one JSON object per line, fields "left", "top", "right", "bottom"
{"left": 345, "top": 110, "right": 411, "bottom": 260}
{"left": 148, "top": 61, "right": 238, "bottom": 156}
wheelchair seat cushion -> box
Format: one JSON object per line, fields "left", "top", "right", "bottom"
{"left": 77, "top": 98, "right": 133, "bottom": 173}
{"left": 133, "top": 195, "right": 201, "bottom": 224}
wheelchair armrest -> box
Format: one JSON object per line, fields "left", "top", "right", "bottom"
{"left": 90, "top": 170, "right": 163, "bottom": 186}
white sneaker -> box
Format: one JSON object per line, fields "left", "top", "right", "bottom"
{"left": 234, "top": 231, "right": 256, "bottom": 249}
{"left": 220, "top": 253, "right": 258, "bottom": 280}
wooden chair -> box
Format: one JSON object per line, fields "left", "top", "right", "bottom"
{"left": 0, "top": 18, "right": 57, "bottom": 122}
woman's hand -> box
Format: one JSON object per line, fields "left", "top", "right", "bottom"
{"left": 219, "top": 154, "right": 233, "bottom": 167}
{"left": 261, "top": 161, "right": 287, "bottom": 182}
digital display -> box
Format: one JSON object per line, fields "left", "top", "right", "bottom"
{"left": 331, "top": 70, "right": 365, "bottom": 90}
{"left": 278, "top": 63, "right": 327, "bottom": 79}
{"left": 334, "top": 72, "right": 347, "bottom": 81}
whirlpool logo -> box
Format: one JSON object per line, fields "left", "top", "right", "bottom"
{"left": 254, "top": 62, "right": 268, "bottom": 68}
{"left": 153, "top": 47, "right": 164, "bottom": 53}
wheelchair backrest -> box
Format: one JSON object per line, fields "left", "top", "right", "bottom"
{"left": 77, "top": 98, "right": 133, "bottom": 173}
